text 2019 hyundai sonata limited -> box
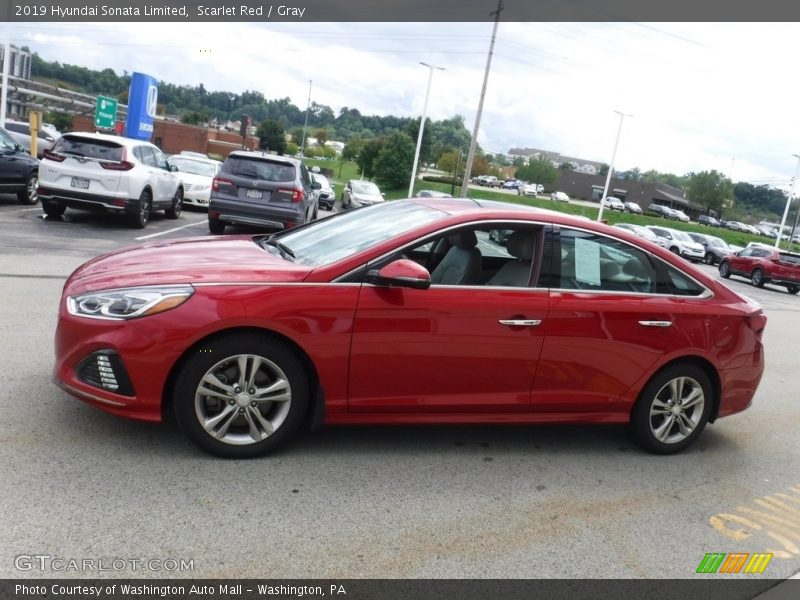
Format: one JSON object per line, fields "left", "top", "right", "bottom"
{"left": 54, "top": 198, "right": 766, "bottom": 458}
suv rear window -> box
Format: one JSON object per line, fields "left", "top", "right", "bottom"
{"left": 222, "top": 156, "right": 295, "bottom": 182}
{"left": 54, "top": 136, "right": 124, "bottom": 162}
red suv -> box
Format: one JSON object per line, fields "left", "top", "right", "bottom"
{"left": 719, "top": 244, "right": 800, "bottom": 294}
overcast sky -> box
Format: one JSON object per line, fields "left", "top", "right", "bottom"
{"left": 5, "top": 20, "right": 800, "bottom": 188}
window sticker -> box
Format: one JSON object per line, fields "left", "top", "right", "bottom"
{"left": 574, "top": 237, "right": 601, "bottom": 285}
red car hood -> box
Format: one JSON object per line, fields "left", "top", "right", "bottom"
{"left": 65, "top": 235, "right": 312, "bottom": 294}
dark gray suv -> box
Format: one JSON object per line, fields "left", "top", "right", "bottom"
{"left": 208, "top": 152, "right": 320, "bottom": 234}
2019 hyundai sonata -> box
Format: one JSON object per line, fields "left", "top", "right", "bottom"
{"left": 54, "top": 198, "right": 766, "bottom": 458}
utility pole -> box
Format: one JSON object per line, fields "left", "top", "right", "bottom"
{"left": 0, "top": 42, "right": 10, "bottom": 128}
{"left": 299, "top": 79, "right": 312, "bottom": 158}
{"left": 597, "top": 110, "right": 631, "bottom": 222}
{"left": 408, "top": 62, "right": 445, "bottom": 197}
{"left": 775, "top": 154, "right": 800, "bottom": 249}
{"left": 460, "top": 0, "right": 503, "bottom": 197}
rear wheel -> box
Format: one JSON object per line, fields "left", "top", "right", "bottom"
{"left": 208, "top": 216, "right": 225, "bottom": 234}
{"left": 165, "top": 187, "right": 183, "bottom": 219}
{"left": 42, "top": 200, "right": 65, "bottom": 218}
{"left": 17, "top": 172, "right": 39, "bottom": 205}
{"left": 787, "top": 285, "right": 799, "bottom": 295}
{"left": 703, "top": 252, "right": 715, "bottom": 265}
{"left": 629, "top": 363, "right": 712, "bottom": 454}
{"left": 173, "top": 334, "right": 310, "bottom": 458}
{"left": 751, "top": 268, "right": 765, "bottom": 288}
{"left": 719, "top": 261, "right": 731, "bottom": 278}
{"left": 130, "top": 190, "right": 151, "bottom": 229}
{"left": 670, "top": 246, "right": 680, "bottom": 255}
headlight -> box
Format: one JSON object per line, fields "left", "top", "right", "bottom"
{"left": 67, "top": 285, "right": 194, "bottom": 320}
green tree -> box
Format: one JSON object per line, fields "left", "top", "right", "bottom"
{"left": 313, "top": 128, "right": 330, "bottom": 146}
{"left": 516, "top": 156, "right": 559, "bottom": 185}
{"left": 686, "top": 170, "right": 732, "bottom": 215}
{"left": 357, "top": 138, "right": 384, "bottom": 180}
{"left": 256, "top": 119, "right": 286, "bottom": 154}
{"left": 598, "top": 163, "right": 610, "bottom": 177}
{"left": 437, "top": 150, "right": 459, "bottom": 173}
{"left": 342, "top": 137, "right": 365, "bottom": 161}
{"left": 285, "top": 141, "right": 299, "bottom": 156}
{"left": 182, "top": 111, "right": 208, "bottom": 125}
{"left": 374, "top": 132, "right": 415, "bottom": 189}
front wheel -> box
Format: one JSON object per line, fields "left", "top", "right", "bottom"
{"left": 173, "top": 334, "right": 310, "bottom": 458}
{"left": 719, "top": 261, "right": 731, "bottom": 278}
{"left": 165, "top": 187, "right": 183, "bottom": 219}
{"left": 703, "top": 252, "right": 715, "bottom": 265}
{"left": 629, "top": 364, "right": 712, "bottom": 454}
{"left": 18, "top": 172, "right": 39, "bottom": 205}
{"left": 751, "top": 268, "right": 765, "bottom": 288}
{"left": 787, "top": 285, "right": 799, "bottom": 295}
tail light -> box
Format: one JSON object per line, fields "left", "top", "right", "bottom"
{"left": 744, "top": 313, "right": 767, "bottom": 337}
{"left": 100, "top": 148, "right": 134, "bottom": 171}
{"left": 279, "top": 188, "right": 304, "bottom": 203}
{"left": 212, "top": 177, "right": 235, "bottom": 192}
{"left": 43, "top": 149, "right": 66, "bottom": 162}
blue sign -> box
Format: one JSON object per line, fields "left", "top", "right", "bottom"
{"left": 124, "top": 72, "right": 158, "bottom": 140}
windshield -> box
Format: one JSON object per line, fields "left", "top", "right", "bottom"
{"left": 672, "top": 230, "right": 693, "bottom": 242}
{"left": 351, "top": 181, "right": 380, "bottom": 195}
{"left": 313, "top": 174, "right": 330, "bottom": 187}
{"left": 170, "top": 157, "right": 218, "bottom": 177}
{"left": 707, "top": 236, "right": 727, "bottom": 248}
{"left": 276, "top": 201, "right": 446, "bottom": 266}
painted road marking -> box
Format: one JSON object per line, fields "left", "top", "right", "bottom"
{"left": 134, "top": 219, "right": 206, "bottom": 241}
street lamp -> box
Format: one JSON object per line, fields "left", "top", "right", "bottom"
{"left": 408, "top": 62, "right": 445, "bottom": 197}
{"left": 299, "top": 79, "right": 312, "bottom": 158}
{"left": 597, "top": 110, "right": 632, "bottom": 222}
{"left": 775, "top": 154, "right": 800, "bottom": 249}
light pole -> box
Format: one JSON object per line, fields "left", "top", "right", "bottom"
{"left": 597, "top": 110, "right": 632, "bottom": 222}
{"left": 408, "top": 62, "right": 445, "bottom": 197}
{"left": 299, "top": 79, "right": 312, "bottom": 158}
{"left": 775, "top": 154, "right": 800, "bottom": 249}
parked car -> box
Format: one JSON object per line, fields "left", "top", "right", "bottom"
{"left": 646, "top": 225, "right": 705, "bottom": 262}
{"left": 476, "top": 175, "right": 498, "bottom": 187}
{"left": 688, "top": 232, "right": 733, "bottom": 265}
{"left": 53, "top": 198, "right": 766, "bottom": 458}
{"left": 0, "top": 125, "right": 39, "bottom": 205}
{"left": 613, "top": 223, "right": 668, "bottom": 249}
{"left": 673, "top": 209, "right": 691, "bottom": 223}
{"left": 167, "top": 154, "right": 222, "bottom": 209}
{"left": 415, "top": 189, "right": 452, "bottom": 198}
{"left": 312, "top": 172, "right": 336, "bottom": 209}
{"left": 518, "top": 183, "right": 542, "bottom": 197}
{"left": 38, "top": 132, "right": 183, "bottom": 228}
{"left": 647, "top": 204, "right": 678, "bottom": 219}
{"left": 3, "top": 119, "right": 59, "bottom": 159}
{"left": 502, "top": 179, "right": 520, "bottom": 190}
{"left": 341, "top": 179, "right": 384, "bottom": 209}
{"left": 623, "top": 201, "right": 642, "bottom": 214}
{"left": 719, "top": 245, "right": 800, "bottom": 294}
{"left": 726, "top": 221, "right": 747, "bottom": 232}
{"left": 743, "top": 224, "right": 760, "bottom": 236}
{"left": 208, "top": 151, "right": 320, "bottom": 234}
{"left": 698, "top": 215, "right": 720, "bottom": 227}
{"left": 602, "top": 196, "right": 625, "bottom": 211}
{"left": 550, "top": 191, "right": 569, "bottom": 202}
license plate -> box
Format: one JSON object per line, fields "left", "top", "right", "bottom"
{"left": 245, "top": 189, "right": 262, "bottom": 199}
{"left": 70, "top": 177, "right": 90, "bottom": 189}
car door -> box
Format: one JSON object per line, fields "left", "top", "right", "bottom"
{"left": 151, "top": 146, "right": 178, "bottom": 206}
{"left": 0, "top": 128, "right": 27, "bottom": 187}
{"left": 347, "top": 224, "right": 550, "bottom": 413}
{"left": 726, "top": 247, "right": 756, "bottom": 275}
{"left": 533, "top": 227, "right": 696, "bottom": 414}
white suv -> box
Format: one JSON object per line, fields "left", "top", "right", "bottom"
{"left": 38, "top": 132, "right": 183, "bottom": 228}
{"left": 647, "top": 225, "right": 705, "bottom": 262}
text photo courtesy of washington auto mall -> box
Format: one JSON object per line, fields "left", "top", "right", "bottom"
{"left": 1, "top": 1, "right": 800, "bottom": 599}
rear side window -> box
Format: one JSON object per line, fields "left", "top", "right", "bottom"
{"left": 54, "top": 136, "right": 123, "bottom": 162}
{"left": 779, "top": 253, "right": 800, "bottom": 266}
{"left": 222, "top": 157, "right": 295, "bottom": 182}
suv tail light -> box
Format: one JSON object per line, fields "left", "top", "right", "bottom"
{"left": 744, "top": 313, "right": 767, "bottom": 338}
{"left": 278, "top": 188, "right": 304, "bottom": 203}
{"left": 100, "top": 148, "right": 134, "bottom": 171}
{"left": 212, "top": 177, "right": 235, "bottom": 192}
{"left": 43, "top": 149, "right": 66, "bottom": 162}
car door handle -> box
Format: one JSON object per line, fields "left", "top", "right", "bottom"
{"left": 638, "top": 320, "right": 673, "bottom": 327}
{"left": 499, "top": 319, "right": 542, "bottom": 327}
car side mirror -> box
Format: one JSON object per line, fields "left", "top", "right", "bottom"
{"left": 170, "top": 164, "right": 179, "bottom": 172}
{"left": 366, "top": 259, "right": 431, "bottom": 290}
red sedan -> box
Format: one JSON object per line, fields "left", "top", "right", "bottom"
{"left": 719, "top": 244, "right": 800, "bottom": 294}
{"left": 54, "top": 198, "right": 766, "bottom": 457}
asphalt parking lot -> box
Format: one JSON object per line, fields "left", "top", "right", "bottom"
{"left": 1, "top": 195, "right": 799, "bottom": 582}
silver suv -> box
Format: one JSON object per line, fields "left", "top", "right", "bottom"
{"left": 208, "top": 151, "right": 320, "bottom": 234}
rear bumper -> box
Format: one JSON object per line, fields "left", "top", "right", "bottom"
{"left": 38, "top": 186, "right": 138, "bottom": 214}
{"left": 210, "top": 198, "right": 304, "bottom": 229}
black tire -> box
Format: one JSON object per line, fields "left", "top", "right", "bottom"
{"left": 751, "top": 268, "right": 765, "bottom": 288}
{"left": 787, "top": 285, "right": 799, "bottom": 295}
{"left": 670, "top": 246, "right": 680, "bottom": 255}
{"left": 130, "top": 189, "right": 152, "bottom": 229}
{"left": 208, "top": 216, "right": 225, "bottom": 234}
{"left": 17, "top": 172, "right": 39, "bottom": 205}
{"left": 719, "top": 261, "right": 731, "bottom": 278}
{"left": 703, "top": 252, "right": 715, "bottom": 265}
{"left": 42, "top": 200, "right": 66, "bottom": 218}
{"left": 165, "top": 187, "right": 183, "bottom": 219}
{"left": 173, "top": 333, "right": 310, "bottom": 458}
{"left": 629, "top": 363, "right": 712, "bottom": 454}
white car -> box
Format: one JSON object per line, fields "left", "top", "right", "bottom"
{"left": 39, "top": 132, "right": 183, "bottom": 228}
{"left": 550, "top": 191, "right": 569, "bottom": 202}
{"left": 518, "top": 183, "right": 542, "bottom": 197}
{"left": 602, "top": 196, "right": 625, "bottom": 211}
{"left": 341, "top": 180, "right": 384, "bottom": 209}
{"left": 646, "top": 225, "right": 705, "bottom": 262}
{"left": 673, "top": 209, "right": 691, "bottom": 222}
{"left": 168, "top": 154, "right": 221, "bottom": 209}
